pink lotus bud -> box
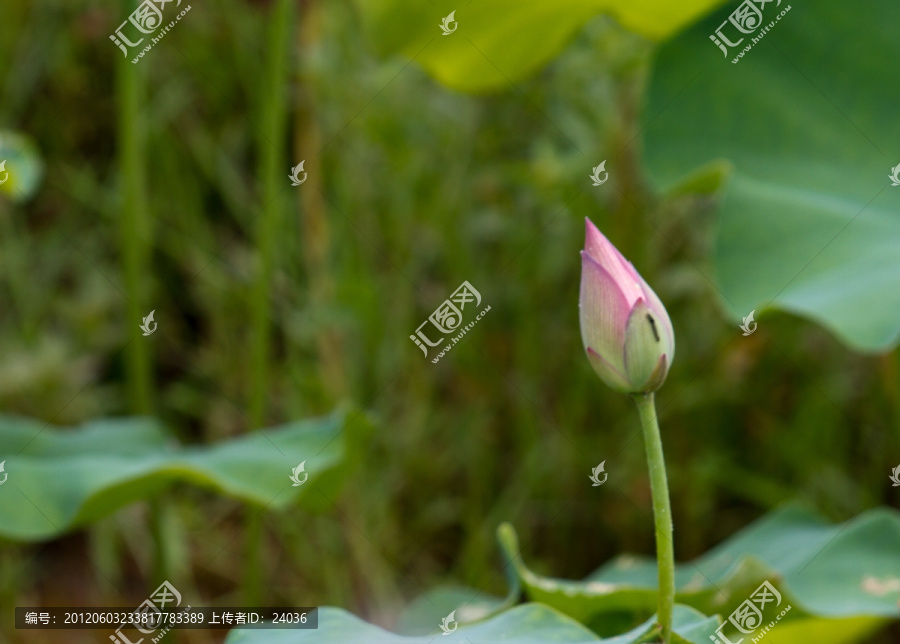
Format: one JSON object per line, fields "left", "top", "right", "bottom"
{"left": 579, "top": 218, "right": 674, "bottom": 394}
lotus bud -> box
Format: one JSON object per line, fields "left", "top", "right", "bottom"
{"left": 579, "top": 218, "right": 674, "bottom": 394}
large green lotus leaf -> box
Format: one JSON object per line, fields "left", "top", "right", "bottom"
{"left": 0, "top": 412, "right": 344, "bottom": 541}
{"left": 395, "top": 585, "right": 512, "bottom": 635}
{"left": 498, "top": 507, "right": 898, "bottom": 642}
{"left": 0, "top": 130, "right": 43, "bottom": 202}
{"left": 225, "top": 604, "right": 718, "bottom": 643}
{"left": 643, "top": 0, "right": 900, "bottom": 351}
{"left": 354, "top": 0, "right": 725, "bottom": 93}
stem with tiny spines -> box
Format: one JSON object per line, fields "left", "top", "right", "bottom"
{"left": 633, "top": 392, "right": 675, "bottom": 643}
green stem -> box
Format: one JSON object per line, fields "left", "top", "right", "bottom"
{"left": 633, "top": 393, "right": 674, "bottom": 643}
{"left": 245, "top": 0, "right": 293, "bottom": 605}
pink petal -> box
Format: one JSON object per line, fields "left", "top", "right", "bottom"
{"left": 580, "top": 251, "right": 631, "bottom": 374}
{"left": 583, "top": 219, "right": 643, "bottom": 307}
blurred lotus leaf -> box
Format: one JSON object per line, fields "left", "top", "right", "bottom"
{"left": 225, "top": 603, "right": 718, "bottom": 643}
{"left": 0, "top": 130, "right": 43, "bottom": 203}
{"left": 644, "top": 0, "right": 900, "bottom": 351}
{"left": 354, "top": 0, "right": 725, "bottom": 93}
{"left": 0, "top": 411, "right": 346, "bottom": 541}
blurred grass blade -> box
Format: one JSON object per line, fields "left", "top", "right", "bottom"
{"left": 249, "top": 0, "right": 293, "bottom": 428}
{"left": 245, "top": 0, "right": 295, "bottom": 605}
{"left": 116, "top": 0, "right": 154, "bottom": 413}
